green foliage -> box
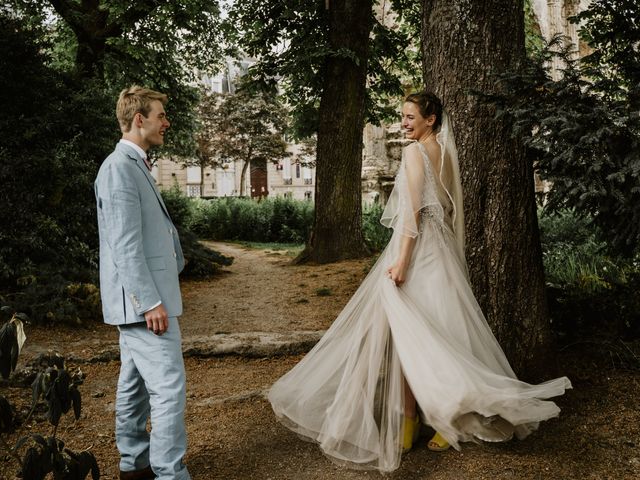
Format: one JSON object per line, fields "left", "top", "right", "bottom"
{"left": 0, "top": 14, "right": 113, "bottom": 325}
{"left": 0, "top": 328, "right": 98, "bottom": 480}
{"left": 160, "top": 186, "right": 234, "bottom": 278}
{"left": 18, "top": 434, "right": 100, "bottom": 480}
{"left": 224, "top": 1, "right": 415, "bottom": 138}
{"left": 191, "top": 196, "right": 314, "bottom": 244}
{"left": 191, "top": 87, "right": 291, "bottom": 194}
{"left": 362, "top": 203, "right": 392, "bottom": 252}
{"left": 188, "top": 195, "right": 393, "bottom": 251}
{"left": 487, "top": 0, "right": 640, "bottom": 255}
{"left": 524, "top": 0, "right": 545, "bottom": 56}
{"left": 11, "top": 0, "right": 225, "bottom": 158}
{"left": 540, "top": 209, "right": 640, "bottom": 340}
{"left": 540, "top": 210, "right": 630, "bottom": 291}
{"left": 30, "top": 364, "right": 84, "bottom": 428}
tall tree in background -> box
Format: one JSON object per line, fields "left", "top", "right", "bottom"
{"left": 493, "top": 0, "right": 640, "bottom": 255}
{"left": 301, "top": 0, "right": 373, "bottom": 263}
{"left": 421, "top": 0, "right": 552, "bottom": 377}
{"left": 195, "top": 89, "right": 290, "bottom": 196}
{"left": 12, "top": 0, "right": 224, "bottom": 157}
{"left": 227, "top": 0, "right": 412, "bottom": 263}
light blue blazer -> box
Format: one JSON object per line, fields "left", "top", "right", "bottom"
{"left": 95, "top": 142, "right": 184, "bottom": 325}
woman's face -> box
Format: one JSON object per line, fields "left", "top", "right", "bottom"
{"left": 401, "top": 102, "right": 434, "bottom": 141}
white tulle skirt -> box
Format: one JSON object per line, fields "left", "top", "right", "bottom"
{"left": 268, "top": 221, "right": 572, "bottom": 472}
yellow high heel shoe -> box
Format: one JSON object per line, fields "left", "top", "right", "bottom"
{"left": 402, "top": 415, "right": 421, "bottom": 453}
{"left": 427, "top": 431, "right": 450, "bottom": 452}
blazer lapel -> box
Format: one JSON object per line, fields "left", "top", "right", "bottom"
{"left": 133, "top": 156, "right": 171, "bottom": 219}
{"left": 115, "top": 143, "right": 171, "bottom": 219}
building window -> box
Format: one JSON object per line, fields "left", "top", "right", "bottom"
{"left": 186, "top": 165, "right": 201, "bottom": 184}
{"left": 284, "top": 191, "right": 293, "bottom": 199}
{"left": 187, "top": 185, "right": 202, "bottom": 197}
{"left": 304, "top": 178, "right": 312, "bottom": 185}
{"left": 283, "top": 178, "right": 292, "bottom": 185}
{"left": 304, "top": 191, "right": 312, "bottom": 200}
{"left": 295, "top": 163, "right": 301, "bottom": 178}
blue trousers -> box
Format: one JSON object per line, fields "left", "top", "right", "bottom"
{"left": 116, "top": 317, "right": 190, "bottom": 480}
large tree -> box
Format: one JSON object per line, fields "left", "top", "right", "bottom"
{"left": 492, "top": 0, "right": 640, "bottom": 256}
{"left": 12, "top": 0, "right": 224, "bottom": 157}
{"left": 300, "top": 0, "right": 373, "bottom": 262}
{"left": 421, "top": 0, "right": 552, "bottom": 377}
{"left": 227, "top": 0, "right": 413, "bottom": 263}
{"left": 194, "top": 88, "right": 290, "bottom": 196}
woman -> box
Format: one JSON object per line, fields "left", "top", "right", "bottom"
{"left": 268, "top": 92, "right": 571, "bottom": 472}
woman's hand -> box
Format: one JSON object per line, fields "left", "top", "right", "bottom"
{"left": 387, "top": 259, "right": 410, "bottom": 287}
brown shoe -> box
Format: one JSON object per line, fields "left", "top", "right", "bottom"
{"left": 119, "top": 465, "right": 156, "bottom": 480}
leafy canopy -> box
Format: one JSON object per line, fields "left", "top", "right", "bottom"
{"left": 489, "top": 0, "right": 640, "bottom": 255}
{"left": 223, "top": 0, "right": 419, "bottom": 138}
{"left": 10, "top": 0, "right": 226, "bottom": 157}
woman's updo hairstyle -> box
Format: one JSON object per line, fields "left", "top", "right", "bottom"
{"left": 405, "top": 91, "right": 443, "bottom": 131}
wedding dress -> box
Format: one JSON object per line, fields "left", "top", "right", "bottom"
{"left": 268, "top": 113, "right": 572, "bottom": 472}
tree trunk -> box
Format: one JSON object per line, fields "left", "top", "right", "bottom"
{"left": 422, "top": 0, "right": 553, "bottom": 379}
{"left": 239, "top": 159, "right": 250, "bottom": 198}
{"left": 295, "top": 0, "right": 372, "bottom": 264}
{"left": 48, "top": 0, "right": 111, "bottom": 78}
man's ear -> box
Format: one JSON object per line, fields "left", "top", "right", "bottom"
{"left": 133, "top": 112, "right": 144, "bottom": 128}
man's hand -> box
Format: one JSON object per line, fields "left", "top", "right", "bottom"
{"left": 144, "top": 304, "right": 169, "bottom": 335}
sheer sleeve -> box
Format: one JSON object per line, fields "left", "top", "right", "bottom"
{"left": 380, "top": 142, "right": 444, "bottom": 238}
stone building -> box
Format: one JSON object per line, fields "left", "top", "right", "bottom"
{"left": 532, "top": 0, "right": 592, "bottom": 78}
{"left": 152, "top": 58, "right": 316, "bottom": 201}
{"left": 151, "top": 146, "right": 314, "bottom": 201}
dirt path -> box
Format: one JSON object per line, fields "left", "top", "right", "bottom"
{"left": 2, "top": 242, "right": 640, "bottom": 479}
{"left": 180, "top": 241, "right": 370, "bottom": 336}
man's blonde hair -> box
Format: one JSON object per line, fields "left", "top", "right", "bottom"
{"left": 116, "top": 85, "right": 168, "bottom": 132}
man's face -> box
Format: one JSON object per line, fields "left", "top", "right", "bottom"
{"left": 138, "top": 100, "right": 170, "bottom": 149}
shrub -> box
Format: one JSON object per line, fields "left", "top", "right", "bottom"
{"left": 191, "top": 197, "right": 313, "bottom": 244}
{"left": 362, "top": 203, "right": 392, "bottom": 252}
{"left": 0, "top": 315, "right": 99, "bottom": 479}
{"left": 0, "top": 15, "right": 114, "bottom": 326}
{"left": 540, "top": 209, "right": 640, "bottom": 340}
{"left": 539, "top": 210, "right": 629, "bottom": 291}
{"left": 161, "top": 187, "right": 233, "bottom": 278}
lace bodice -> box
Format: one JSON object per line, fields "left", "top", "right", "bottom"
{"left": 381, "top": 141, "right": 454, "bottom": 237}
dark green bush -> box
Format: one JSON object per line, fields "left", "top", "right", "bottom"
{"left": 161, "top": 186, "right": 233, "bottom": 278}
{"left": 190, "top": 196, "right": 392, "bottom": 250}
{"left": 362, "top": 203, "right": 392, "bottom": 252}
{"left": 540, "top": 209, "right": 640, "bottom": 340}
{"left": 191, "top": 197, "right": 313, "bottom": 244}
{"left": 0, "top": 15, "right": 115, "bottom": 325}
{"left": 539, "top": 210, "right": 629, "bottom": 291}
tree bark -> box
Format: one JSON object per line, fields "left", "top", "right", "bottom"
{"left": 422, "top": 0, "right": 553, "bottom": 379}
{"left": 239, "top": 159, "right": 250, "bottom": 197}
{"left": 47, "top": 0, "right": 161, "bottom": 78}
{"left": 295, "top": 0, "right": 372, "bottom": 264}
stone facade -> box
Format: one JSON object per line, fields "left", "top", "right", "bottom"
{"left": 152, "top": 144, "right": 315, "bottom": 201}
{"left": 532, "top": 0, "right": 592, "bottom": 78}
{"left": 153, "top": 58, "right": 315, "bottom": 201}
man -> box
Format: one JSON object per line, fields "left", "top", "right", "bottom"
{"left": 95, "top": 86, "right": 190, "bottom": 480}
